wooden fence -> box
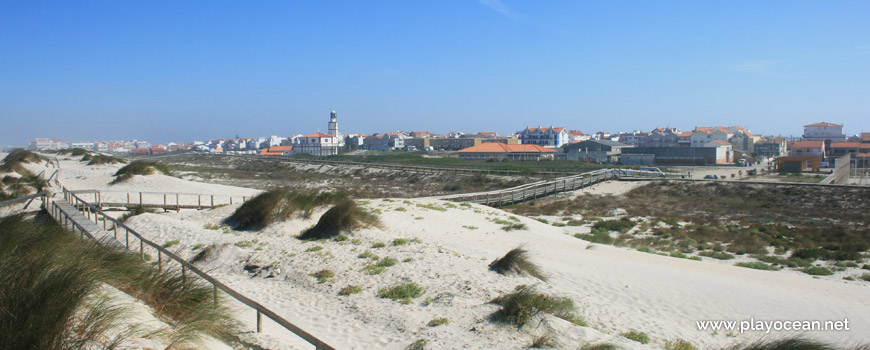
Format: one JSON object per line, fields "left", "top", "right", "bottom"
{"left": 433, "top": 168, "right": 673, "bottom": 205}
{"left": 53, "top": 188, "right": 335, "bottom": 350}
{"left": 69, "top": 189, "right": 256, "bottom": 211}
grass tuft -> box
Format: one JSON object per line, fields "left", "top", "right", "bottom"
{"left": 665, "top": 339, "right": 697, "bottom": 350}
{"left": 490, "top": 285, "right": 578, "bottom": 327}
{"left": 735, "top": 261, "right": 781, "bottom": 271}
{"left": 619, "top": 330, "right": 650, "bottom": 344}
{"left": 338, "top": 285, "right": 363, "bottom": 296}
{"left": 298, "top": 199, "right": 381, "bottom": 240}
{"left": 224, "top": 188, "right": 351, "bottom": 230}
{"left": 377, "top": 283, "right": 424, "bottom": 304}
{"left": 721, "top": 337, "right": 842, "bottom": 350}
{"left": 489, "top": 246, "right": 547, "bottom": 281}
{"left": 310, "top": 269, "right": 335, "bottom": 284}
{"left": 427, "top": 317, "right": 449, "bottom": 327}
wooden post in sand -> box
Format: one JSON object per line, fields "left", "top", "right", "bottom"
{"left": 176, "top": 193, "right": 180, "bottom": 212}
{"left": 257, "top": 311, "right": 262, "bottom": 332}
{"left": 139, "top": 192, "right": 143, "bottom": 206}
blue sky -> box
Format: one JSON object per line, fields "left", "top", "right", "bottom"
{"left": 1, "top": 1, "right": 868, "bottom": 145}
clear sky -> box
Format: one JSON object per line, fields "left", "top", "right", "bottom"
{"left": 1, "top": 1, "right": 868, "bottom": 145}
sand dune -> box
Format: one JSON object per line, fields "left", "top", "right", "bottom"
{"left": 24, "top": 155, "right": 870, "bottom": 349}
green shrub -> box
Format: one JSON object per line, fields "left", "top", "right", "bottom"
{"left": 363, "top": 265, "right": 385, "bottom": 275}
{"left": 376, "top": 257, "right": 397, "bottom": 267}
{"left": 791, "top": 248, "right": 821, "bottom": 261}
{"left": 579, "top": 344, "right": 622, "bottom": 350}
{"left": 801, "top": 266, "right": 834, "bottom": 276}
{"left": 491, "top": 285, "right": 578, "bottom": 327}
{"left": 378, "top": 283, "right": 424, "bottom": 304}
{"left": 859, "top": 273, "right": 870, "bottom": 282}
{"left": 358, "top": 250, "right": 378, "bottom": 259}
{"left": 338, "top": 285, "right": 363, "bottom": 296}
{"left": 664, "top": 340, "right": 696, "bottom": 350}
{"left": 619, "top": 331, "right": 650, "bottom": 344}
{"left": 311, "top": 269, "right": 335, "bottom": 283}
{"left": 575, "top": 231, "right": 613, "bottom": 245}
{"left": 406, "top": 339, "right": 427, "bottom": 350}
{"left": 489, "top": 246, "right": 547, "bottom": 281}
{"left": 592, "top": 218, "right": 635, "bottom": 233}
{"left": 112, "top": 160, "right": 171, "bottom": 183}
{"left": 163, "top": 239, "right": 180, "bottom": 248}
{"left": 393, "top": 238, "right": 409, "bottom": 246}
{"left": 84, "top": 153, "right": 126, "bottom": 165}
{"left": 372, "top": 242, "right": 386, "bottom": 248}
{"left": 0, "top": 149, "right": 46, "bottom": 174}
{"left": 502, "top": 222, "right": 527, "bottom": 231}
{"left": 427, "top": 317, "right": 449, "bottom": 327}
{"left": 735, "top": 262, "right": 780, "bottom": 271}
{"left": 298, "top": 199, "right": 381, "bottom": 240}
{"left": 305, "top": 245, "right": 323, "bottom": 252}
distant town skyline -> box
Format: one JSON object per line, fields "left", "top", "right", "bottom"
{"left": 2, "top": 1, "right": 869, "bottom": 145}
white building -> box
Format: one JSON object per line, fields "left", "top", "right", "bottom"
{"left": 803, "top": 122, "right": 846, "bottom": 142}
{"left": 293, "top": 111, "right": 345, "bottom": 156}
{"left": 28, "top": 138, "right": 66, "bottom": 151}
{"left": 518, "top": 126, "right": 569, "bottom": 147}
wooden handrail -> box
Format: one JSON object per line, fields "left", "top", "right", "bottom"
{"left": 60, "top": 187, "right": 335, "bottom": 350}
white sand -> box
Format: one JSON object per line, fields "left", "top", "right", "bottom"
{"left": 22, "top": 154, "right": 870, "bottom": 349}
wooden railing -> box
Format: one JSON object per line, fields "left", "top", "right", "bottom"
{"left": 56, "top": 187, "right": 335, "bottom": 350}
{"left": 69, "top": 189, "right": 256, "bottom": 211}
{"left": 433, "top": 168, "right": 673, "bottom": 205}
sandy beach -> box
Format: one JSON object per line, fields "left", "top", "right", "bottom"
{"left": 13, "top": 154, "right": 870, "bottom": 349}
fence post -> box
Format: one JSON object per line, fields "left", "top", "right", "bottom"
{"left": 257, "top": 310, "right": 262, "bottom": 332}
{"left": 164, "top": 194, "right": 167, "bottom": 208}
{"left": 158, "top": 251, "right": 162, "bottom": 271}
{"left": 125, "top": 229, "right": 129, "bottom": 250}
{"left": 140, "top": 240, "right": 144, "bottom": 259}
{"left": 230, "top": 197, "right": 233, "bottom": 205}
{"left": 198, "top": 195, "right": 201, "bottom": 209}
{"left": 139, "top": 192, "right": 143, "bottom": 206}
{"left": 211, "top": 195, "right": 214, "bottom": 207}
{"left": 182, "top": 265, "right": 187, "bottom": 284}
{"left": 127, "top": 193, "right": 130, "bottom": 205}
{"left": 177, "top": 193, "right": 180, "bottom": 212}
{"left": 213, "top": 285, "right": 218, "bottom": 307}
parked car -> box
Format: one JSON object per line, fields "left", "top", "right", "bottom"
{"left": 747, "top": 169, "right": 757, "bottom": 176}
{"left": 703, "top": 175, "right": 718, "bottom": 179}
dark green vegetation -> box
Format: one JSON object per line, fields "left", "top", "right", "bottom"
{"left": 490, "top": 285, "right": 582, "bottom": 327}
{"left": 298, "top": 199, "right": 381, "bottom": 240}
{"left": 722, "top": 337, "right": 869, "bottom": 350}
{"left": 0, "top": 150, "right": 49, "bottom": 200}
{"left": 0, "top": 214, "right": 239, "bottom": 349}
{"left": 489, "top": 246, "right": 547, "bottom": 281}
{"left": 56, "top": 148, "right": 92, "bottom": 157}
{"left": 225, "top": 188, "right": 350, "bottom": 230}
{"left": 506, "top": 181, "right": 870, "bottom": 273}
{"left": 112, "top": 161, "right": 171, "bottom": 183}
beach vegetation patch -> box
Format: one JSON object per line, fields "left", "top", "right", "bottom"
{"left": 378, "top": 283, "right": 424, "bottom": 304}
{"left": 298, "top": 199, "right": 381, "bottom": 240}
{"left": 491, "top": 285, "right": 578, "bottom": 327}
{"left": 225, "top": 188, "right": 350, "bottom": 230}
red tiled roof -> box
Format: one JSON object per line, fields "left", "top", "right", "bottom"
{"left": 792, "top": 141, "right": 824, "bottom": 148}
{"left": 831, "top": 142, "right": 862, "bottom": 148}
{"left": 268, "top": 145, "right": 294, "bottom": 152}
{"left": 568, "top": 130, "right": 586, "bottom": 136}
{"left": 709, "top": 140, "right": 731, "bottom": 146}
{"left": 259, "top": 149, "right": 283, "bottom": 156}
{"left": 856, "top": 153, "right": 870, "bottom": 157}
{"left": 805, "top": 122, "right": 842, "bottom": 127}
{"left": 457, "top": 143, "right": 556, "bottom": 153}
{"left": 678, "top": 132, "right": 694, "bottom": 137}
{"left": 304, "top": 132, "right": 334, "bottom": 138}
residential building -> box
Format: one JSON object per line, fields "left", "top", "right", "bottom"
{"left": 703, "top": 140, "right": 734, "bottom": 164}
{"left": 457, "top": 143, "right": 555, "bottom": 161}
{"left": 616, "top": 131, "right": 649, "bottom": 147}
{"left": 789, "top": 140, "right": 826, "bottom": 160}
{"left": 567, "top": 130, "right": 590, "bottom": 142}
{"left": 259, "top": 145, "right": 293, "bottom": 156}
{"left": 803, "top": 122, "right": 846, "bottom": 142}
{"left": 830, "top": 142, "right": 870, "bottom": 158}
{"left": 28, "top": 138, "right": 65, "bottom": 151}
{"left": 689, "top": 127, "right": 733, "bottom": 148}
{"left": 518, "top": 126, "right": 569, "bottom": 147}
{"left": 622, "top": 145, "right": 732, "bottom": 165}
{"left": 755, "top": 140, "right": 787, "bottom": 158}
{"left": 563, "top": 140, "right": 631, "bottom": 163}
{"left": 648, "top": 128, "right": 681, "bottom": 147}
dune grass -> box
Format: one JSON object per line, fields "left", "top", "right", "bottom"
{"left": 664, "top": 339, "right": 697, "bottom": 350}
{"left": 0, "top": 214, "right": 240, "bottom": 349}
{"left": 338, "top": 285, "right": 363, "bottom": 296}
{"left": 427, "top": 317, "right": 449, "bottom": 327}
{"left": 580, "top": 344, "right": 622, "bottom": 350}
{"left": 83, "top": 153, "right": 126, "bottom": 165}
{"left": 489, "top": 246, "right": 547, "bottom": 281}
{"left": 735, "top": 261, "right": 781, "bottom": 271}
{"left": 225, "top": 188, "right": 350, "bottom": 230}
{"left": 0, "top": 149, "right": 47, "bottom": 174}
{"left": 57, "top": 148, "right": 92, "bottom": 157}
{"left": 298, "top": 198, "right": 381, "bottom": 240}
{"left": 377, "top": 283, "right": 424, "bottom": 304}
{"left": 619, "top": 330, "right": 650, "bottom": 344}
{"left": 529, "top": 331, "right": 559, "bottom": 348}
{"left": 112, "top": 161, "right": 171, "bottom": 184}
{"left": 490, "top": 285, "right": 579, "bottom": 327}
